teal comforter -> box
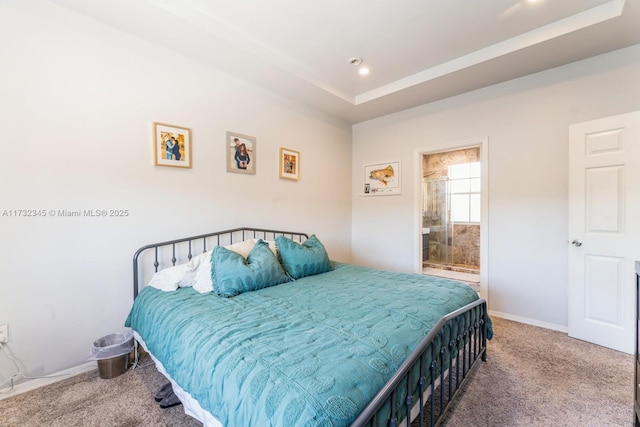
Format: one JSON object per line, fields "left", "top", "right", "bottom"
{"left": 125, "top": 263, "right": 484, "bottom": 426}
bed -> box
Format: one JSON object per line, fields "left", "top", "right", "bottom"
{"left": 125, "top": 227, "right": 490, "bottom": 427}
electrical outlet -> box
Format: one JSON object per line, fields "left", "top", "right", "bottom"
{"left": 0, "top": 324, "right": 8, "bottom": 343}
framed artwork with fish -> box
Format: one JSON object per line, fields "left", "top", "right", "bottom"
{"left": 226, "top": 131, "right": 256, "bottom": 175}
{"left": 154, "top": 122, "right": 191, "bottom": 168}
{"left": 363, "top": 161, "right": 401, "bottom": 196}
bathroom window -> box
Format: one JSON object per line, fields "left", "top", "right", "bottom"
{"left": 448, "top": 162, "right": 480, "bottom": 223}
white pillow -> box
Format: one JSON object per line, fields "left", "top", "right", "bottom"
{"left": 227, "top": 239, "right": 258, "bottom": 258}
{"left": 147, "top": 263, "right": 192, "bottom": 292}
{"left": 190, "top": 239, "right": 258, "bottom": 293}
{"left": 190, "top": 251, "right": 213, "bottom": 293}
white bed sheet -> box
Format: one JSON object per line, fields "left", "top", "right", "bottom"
{"left": 133, "top": 330, "right": 222, "bottom": 427}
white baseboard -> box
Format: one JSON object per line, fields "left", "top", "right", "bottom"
{"left": 489, "top": 310, "right": 568, "bottom": 333}
{"left": 0, "top": 361, "right": 96, "bottom": 401}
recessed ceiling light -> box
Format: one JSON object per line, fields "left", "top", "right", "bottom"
{"left": 359, "top": 67, "right": 370, "bottom": 76}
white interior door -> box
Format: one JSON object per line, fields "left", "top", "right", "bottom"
{"left": 568, "top": 111, "right": 640, "bottom": 354}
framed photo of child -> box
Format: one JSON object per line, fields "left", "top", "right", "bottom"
{"left": 154, "top": 122, "right": 191, "bottom": 168}
{"left": 279, "top": 147, "right": 300, "bottom": 181}
{"left": 226, "top": 131, "right": 256, "bottom": 175}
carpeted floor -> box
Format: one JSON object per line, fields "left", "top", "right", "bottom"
{"left": 438, "top": 317, "right": 633, "bottom": 427}
{"left": 0, "top": 355, "right": 200, "bottom": 427}
{"left": 0, "top": 317, "right": 634, "bottom": 426}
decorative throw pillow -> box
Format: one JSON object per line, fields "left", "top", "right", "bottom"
{"left": 253, "top": 238, "right": 277, "bottom": 257}
{"left": 212, "top": 239, "right": 290, "bottom": 297}
{"left": 190, "top": 239, "right": 258, "bottom": 294}
{"left": 275, "top": 234, "right": 331, "bottom": 279}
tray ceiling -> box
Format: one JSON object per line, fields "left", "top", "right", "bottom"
{"left": 51, "top": 0, "right": 640, "bottom": 123}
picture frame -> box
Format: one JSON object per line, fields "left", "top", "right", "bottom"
{"left": 363, "top": 161, "right": 401, "bottom": 196}
{"left": 154, "top": 122, "right": 191, "bottom": 168}
{"left": 279, "top": 147, "right": 300, "bottom": 181}
{"left": 226, "top": 131, "right": 256, "bottom": 175}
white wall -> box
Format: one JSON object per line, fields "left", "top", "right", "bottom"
{"left": 352, "top": 44, "right": 640, "bottom": 329}
{"left": 0, "top": 1, "right": 352, "bottom": 384}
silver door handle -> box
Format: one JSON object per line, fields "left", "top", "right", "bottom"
{"left": 571, "top": 239, "right": 582, "bottom": 247}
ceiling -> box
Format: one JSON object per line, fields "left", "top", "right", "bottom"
{"left": 51, "top": 0, "right": 640, "bottom": 123}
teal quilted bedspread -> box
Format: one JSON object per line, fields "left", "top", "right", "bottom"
{"left": 125, "top": 263, "right": 484, "bottom": 426}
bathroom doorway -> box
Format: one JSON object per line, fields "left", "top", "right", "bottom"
{"left": 421, "top": 145, "right": 483, "bottom": 291}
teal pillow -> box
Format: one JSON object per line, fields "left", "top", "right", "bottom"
{"left": 276, "top": 234, "right": 331, "bottom": 279}
{"left": 212, "top": 240, "right": 290, "bottom": 297}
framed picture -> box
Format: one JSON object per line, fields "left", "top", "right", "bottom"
{"left": 154, "top": 122, "right": 191, "bottom": 168}
{"left": 363, "top": 161, "right": 401, "bottom": 196}
{"left": 279, "top": 147, "right": 300, "bottom": 181}
{"left": 227, "top": 131, "right": 256, "bottom": 175}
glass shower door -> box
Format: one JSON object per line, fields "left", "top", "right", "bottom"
{"left": 422, "top": 177, "right": 451, "bottom": 266}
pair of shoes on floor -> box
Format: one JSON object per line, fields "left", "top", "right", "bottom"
{"left": 154, "top": 382, "right": 182, "bottom": 409}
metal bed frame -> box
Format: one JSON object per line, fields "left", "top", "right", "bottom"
{"left": 131, "top": 227, "right": 488, "bottom": 427}
{"left": 132, "top": 227, "right": 309, "bottom": 299}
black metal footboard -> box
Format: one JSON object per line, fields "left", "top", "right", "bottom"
{"left": 351, "top": 298, "right": 488, "bottom": 427}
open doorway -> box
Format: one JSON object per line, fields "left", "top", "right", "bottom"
{"left": 419, "top": 144, "right": 485, "bottom": 293}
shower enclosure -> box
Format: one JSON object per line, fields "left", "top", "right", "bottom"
{"left": 422, "top": 154, "right": 481, "bottom": 273}
{"left": 422, "top": 177, "right": 453, "bottom": 266}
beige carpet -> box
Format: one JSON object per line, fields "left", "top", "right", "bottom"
{"left": 0, "top": 317, "right": 633, "bottom": 426}
{"left": 438, "top": 317, "right": 633, "bottom": 427}
{"left": 0, "top": 356, "right": 200, "bottom": 427}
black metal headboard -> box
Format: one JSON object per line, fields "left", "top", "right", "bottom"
{"left": 132, "top": 227, "right": 308, "bottom": 299}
